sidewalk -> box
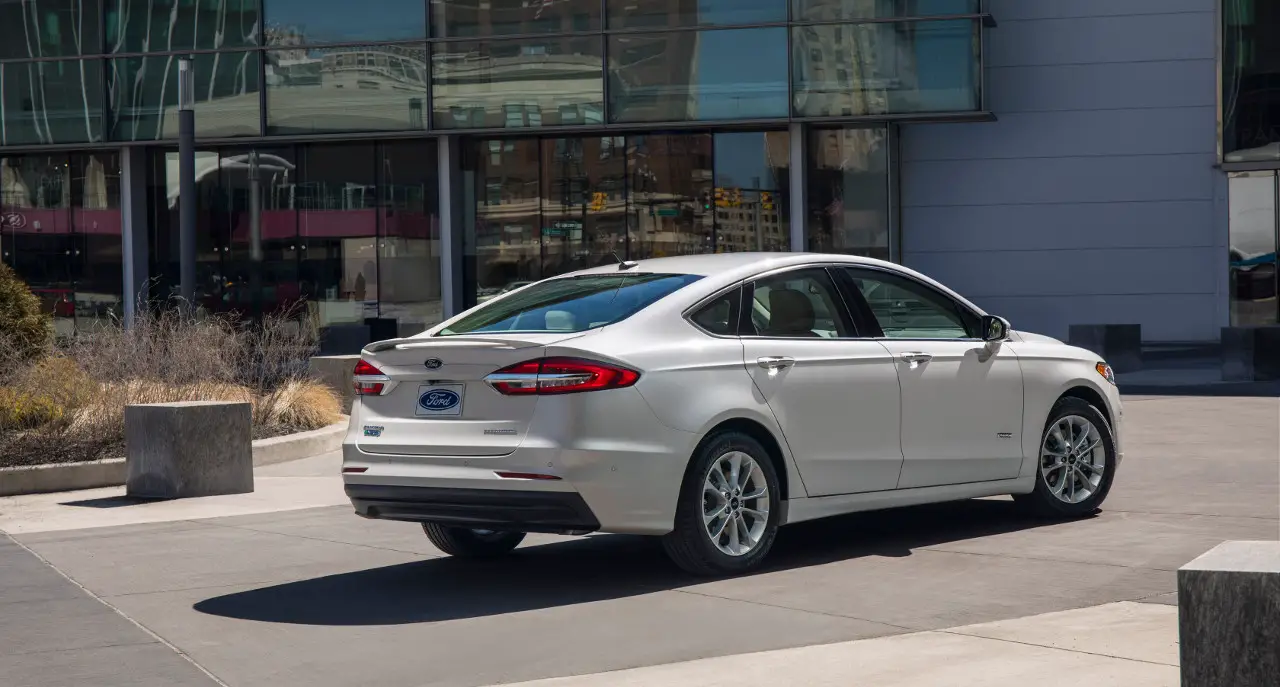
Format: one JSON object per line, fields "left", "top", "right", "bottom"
{"left": 499, "top": 601, "right": 1179, "bottom": 687}
{"left": 0, "top": 451, "right": 347, "bottom": 535}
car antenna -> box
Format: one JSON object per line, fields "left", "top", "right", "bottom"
{"left": 608, "top": 251, "right": 621, "bottom": 264}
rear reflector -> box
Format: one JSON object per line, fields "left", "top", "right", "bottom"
{"left": 342, "top": 467, "right": 368, "bottom": 474}
{"left": 485, "top": 357, "right": 640, "bottom": 396}
{"left": 495, "top": 471, "right": 562, "bottom": 481}
{"left": 353, "top": 359, "right": 387, "bottom": 396}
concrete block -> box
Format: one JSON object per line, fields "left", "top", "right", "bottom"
{"left": 125, "top": 401, "right": 254, "bottom": 499}
{"left": 319, "top": 324, "right": 370, "bottom": 355}
{"left": 309, "top": 355, "right": 359, "bottom": 413}
{"left": 1178, "top": 541, "right": 1280, "bottom": 687}
{"left": 1221, "top": 326, "right": 1280, "bottom": 382}
{"left": 1068, "top": 324, "right": 1142, "bottom": 373}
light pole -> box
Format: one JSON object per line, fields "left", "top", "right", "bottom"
{"left": 177, "top": 58, "right": 196, "bottom": 307}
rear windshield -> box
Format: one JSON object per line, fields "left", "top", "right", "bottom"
{"left": 438, "top": 273, "right": 702, "bottom": 336}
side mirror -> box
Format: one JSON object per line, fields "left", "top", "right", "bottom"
{"left": 981, "top": 315, "right": 1011, "bottom": 342}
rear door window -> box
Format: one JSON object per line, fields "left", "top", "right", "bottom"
{"left": 439, "top": 273, "right": 702, "bottom": 336}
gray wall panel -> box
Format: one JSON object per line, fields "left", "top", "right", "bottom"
{"left": 900, "top": 3, "right": 1224, "bottom": 342}
{"left": 902, "top": 108, "right": 1216, "bottom": 160}
{"left": 988, "top": 61, "right": 1217, "bottom": 113}
{"left": 986, "top": 12, "right": 1215, "bottom": 67}
{"left": 901, "top": 201, "right": 1215, "bottom": 253}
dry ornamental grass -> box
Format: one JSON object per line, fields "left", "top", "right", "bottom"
{"left": 0, "top": 304, "right": 342, "bottom": 468}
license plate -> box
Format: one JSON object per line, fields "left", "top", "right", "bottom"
{"left": 415, "top": 384, "right": 464, "bottom": 417}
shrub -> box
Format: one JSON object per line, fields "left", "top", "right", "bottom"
{"left": 0, "top": 262, "right": 52, "bottom": 365}
{"left": 0, "top": 387, "right": 66, "bottom": 431}
{"left": 254, "top": 379, "right": 342, "bottom": 431}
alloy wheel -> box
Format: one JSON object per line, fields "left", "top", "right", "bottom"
{"left": 1040, "top": 415, "right": 1106, "bottom": 504}
{"left": 702, "top": 451, "right": 770, "bottom": 556}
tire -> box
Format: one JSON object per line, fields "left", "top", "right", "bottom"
{"left": 662, "top": 431, "right": 782, "bottom": 576}
{"left": 1014, "top": 397, "right": 1117, "bottom": 519}
{"left": 422, "top": 524, "right": 526, "bottom": 557}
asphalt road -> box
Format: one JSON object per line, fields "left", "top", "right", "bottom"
{"left": 1, "top": 396, "right": 1276, "bottom": 686}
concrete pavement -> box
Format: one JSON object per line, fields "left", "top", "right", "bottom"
{"left": 0, "top": 395, "right": 1275, "bottom": 686}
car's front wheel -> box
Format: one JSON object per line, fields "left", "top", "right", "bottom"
{"left": 1015, "top": 397, "right": 1117, "bottom": 518}
{"left": 662, "top": 431, "right": 781, "bottom": 576}
{"left": 422, "top": 524, "right": 526, "bottom": 557}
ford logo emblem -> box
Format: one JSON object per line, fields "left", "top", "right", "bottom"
{"left": 424, "top": 358, "right": 443, "bottom": 370}
{"left": 419, "top": 389, "right": 461, "bottom": 411}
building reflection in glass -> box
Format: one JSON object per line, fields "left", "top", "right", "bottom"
{"left": 807, "top": 127, "right": 890, "bottom": 259}
{"left": 267, "top": 44, "right": 428, "bottom": 134}
{"left": 146, "top": 142, "right": 442, "bottom": 331}
{"left": 464, "top": 131, "right": 811, "bottom": 304}
{"left": 0, "top": 59, "right": 104, "bottom": 145}
{"left": 0, "top": 151, "right": 122, "bottom": 333}
{"left": 1227, "top": 172, "right": 1279, "bottom": 326}
{"left": 109, "top": 51, "right": 261, "bottom": 141}
{"left": 432, "top": 37, "right": 604, "bottom": 129}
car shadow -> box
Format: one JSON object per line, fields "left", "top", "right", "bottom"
{"left": 193, "top": 498, "right": 1073, "bottom": 626}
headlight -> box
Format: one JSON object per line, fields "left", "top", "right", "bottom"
{"left": 1095, "top": 362, "right": 1115, "bottom": 385}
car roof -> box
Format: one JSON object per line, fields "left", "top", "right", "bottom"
{"left": 571, "top": 252, "right": 894, "bottom": 280}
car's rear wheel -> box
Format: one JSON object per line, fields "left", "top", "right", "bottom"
{"left": 662, "top": 431, "right": 781, "bottom": 576}
{"left": 422, "top": 524, "right": 526, "bottom": 557}
{"left": 1014, "top": 397, "right": 1117, "bottom": 518}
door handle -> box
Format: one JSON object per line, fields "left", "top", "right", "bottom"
{"left": 899, "top": 352, "right": 933, "bottom": 364}
{"left": 757, "top": 356, "right": 795, "bottom": 370}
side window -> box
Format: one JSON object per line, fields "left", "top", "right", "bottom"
{"left": 689, "top": 288, "right": 741, "bottom": 336}
{"left": 748, "top": 269, "right": 851, "bottom": 338}
{"left": 846, "top": 269, "right": 978, "bottom": 339}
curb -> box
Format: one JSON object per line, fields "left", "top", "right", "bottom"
{"left": 0, "top": 417, "right": 349, "bottom": 497}
{"left": 0, "top": 459, "right": 127, "bottom": 498}
{"left": 251, "top": 417, "right": 349, "bottom": 467}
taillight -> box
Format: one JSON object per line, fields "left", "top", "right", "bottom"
{"left": 353, "top": 359, "right": 388, "bottom": 396}
{"left": 485, "top": 358, "right": 640, "bottom": 396}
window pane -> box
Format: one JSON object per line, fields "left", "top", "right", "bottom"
{"left": 0, "top": 60, "right": 104, "bottom": 145}
{"left": 713, "top": 131, "right": 790, "bottom": 253}
{"left": 432, "top": 37, "right": 604, "bottom": 130}
{"left": 146, "top": 148, "right": 222, "bottom": 304}
{"left": 541, "top": 137, "right": 627, "bottom": 277}
{"left": 432, "top": 0, "right": 600, "bottom": 38}
{"left": 71, "top": 152, "right": 124, "bottom": 326}
{"left": 607, "top": 0, "right": 784, "bottom": 29}
{"left": 807, "top": 127, "right": 888, "bottom": 258}
{"left": 266, "top": 46, "right": 428, "bottom": 134}
{"left": 106, "top": 0, "right": 259, "bottom": 52}
{"left": 296, "top": 144, "right": 377, "bottom": 326}
{"left": 847, "top": 268, "right": 975, "bottom": 339}
{"left": 0, "top": 0, "right": 101, "bottom": 58}
{"left": 628, "top": 134, "right": 714, "bottom": 258}
{"left": 792, "top": 19, "right": 979, "bottom": 117}
{"left": 749, "top": 268, "right": 849, "bottom": 338}
{"left": 265, "top": 0, "right": 425, "bottom": 44}
{"left": 1228, "top": 173, "right": 1279, "bottom": 327}
{"left": 793, "top": 0, "right": 977, "bottom": 22}
{"left": 465, "top": 138, "right": 541, "bottom": 304}
{"left": 609, "top": 28, "right": 788, "bottom": 123}
{"left": 1224, "top": 1, "right": 1280, "bottom": 161}
{"left": 441, "top": 273, "right": 702, "bottom": 335}
{"left": 0, "top": 154, "right": 76, "bottom": 336}
{"left": 108, "top": 52, "right": 261, "bottom": 141}
{"left": 218, "top": 146, "right": 299, "bottom": 317}
{"left": 380, "top": 140, "right": 443, "bottom": 334}
{"left": 691, "top": 288, "right": 740, "bottom": 336}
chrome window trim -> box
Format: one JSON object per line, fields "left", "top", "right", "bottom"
{"left": 841, "top": 263, "right": 988, "bottom": 343}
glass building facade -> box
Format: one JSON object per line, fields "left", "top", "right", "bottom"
{"left": 1224, "top": 0, "right": 1280, "bottom": 327}
{"left": 0, "top": 0, "right": 990, "bottom": 342}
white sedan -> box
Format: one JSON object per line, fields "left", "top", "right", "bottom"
{"left": 343, "top": 253, "right": 1122, "bottom": 576}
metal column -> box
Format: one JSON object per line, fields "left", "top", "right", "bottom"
{"left": 177, "top": 58, "right": 197, "bottom": 305}
{"left": 120, "top": 147, "right": 149, "bottom": 326}
{"left": 788, "top": 122, "right": 807, "bottom": 253}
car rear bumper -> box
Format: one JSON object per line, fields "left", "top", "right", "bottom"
{"left": 346, "top": 484, "right": 600, "bottom": 534}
